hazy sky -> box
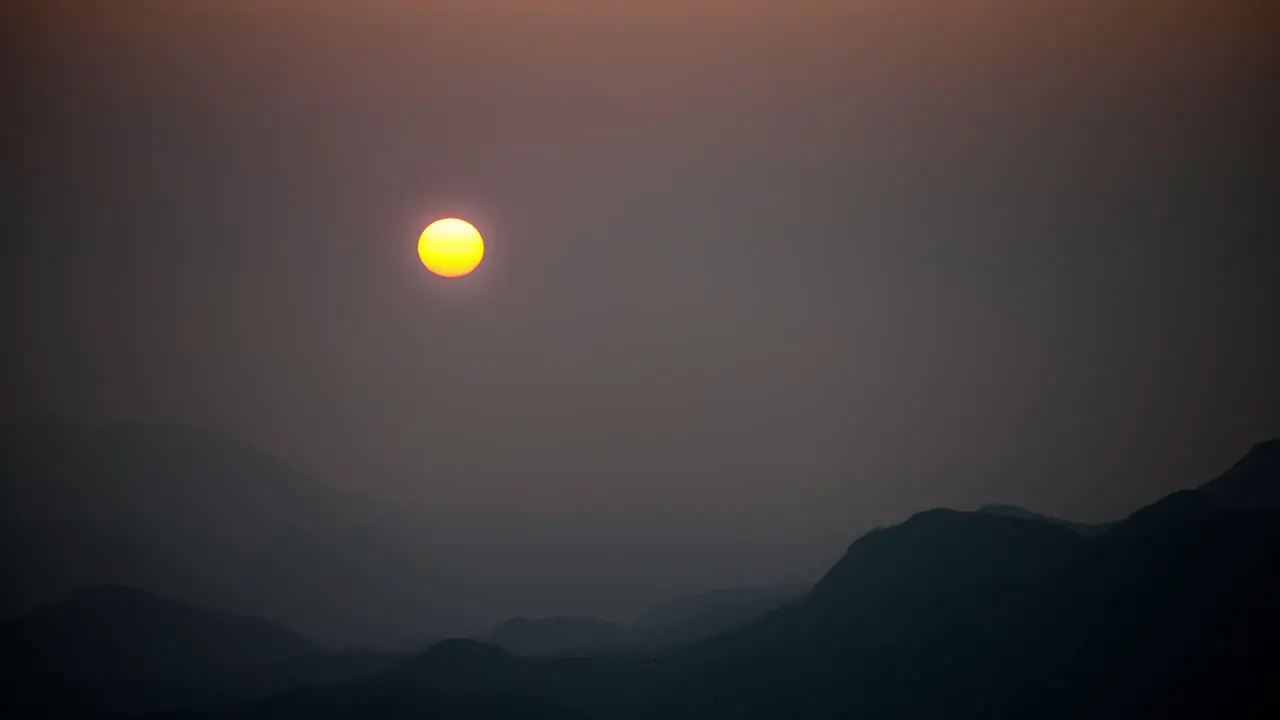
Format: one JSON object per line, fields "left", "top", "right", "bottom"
{"left": 3, "top": 1, "right": 1277, "bottom": 618}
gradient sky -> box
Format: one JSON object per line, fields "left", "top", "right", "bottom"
{"left": 3, "top": 0, "right": 1277, "bottom": 619}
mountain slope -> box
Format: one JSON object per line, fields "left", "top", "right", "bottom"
{"left": 0, "top": 419, "right": 444, "bottom": 647}
{"left": 647, "top": 510, "right": 1093, "bottom": 717}
{"left": 648, "top": 443, "right": 1280, "bottom": 718}
{"left": 163, "top": 498, "right": 1280, "bottom": 719}
{"left": 192, "top": 511, "right": 1097, "bottom": 718}
{"left": 994, "top": 502, "right": 1280, "bottom": 717}
{"left": 1200, "top": 438, "right": 1280, "bottom": 510}
{"left": 0, "top": 585, "right": 396, "bottom": 716}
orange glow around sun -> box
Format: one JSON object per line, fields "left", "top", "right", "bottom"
{"left": 418, "top": 218, "right": 484, "bottom": 278}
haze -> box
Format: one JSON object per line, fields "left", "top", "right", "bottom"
{"left": 2, "top": 0, "right": 1276, "bottom": 626}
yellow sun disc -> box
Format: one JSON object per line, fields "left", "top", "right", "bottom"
{"left": 418, "top": 218, "right": 484, "bottom": 278}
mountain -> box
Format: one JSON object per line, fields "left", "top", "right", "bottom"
{"left": 995, "top": 503, "right": 1280, "bottom": 717}
{"left": 162, "top": 510, "right": 1109, "bottom": 718}
{"left": 157, "top": 640, "right": 602, "bottom": 720}
{"left": 1200, "top": 438, "right": 1280, "bottom": 510}
{"left": 649, "top": 441, "right": 1280, "bottom": 718}
{"left": 158, "top": 511, "right": 1105, "bottom": 718}
{"left": 483, "top": 584, "right": 814, "bottom": 655}
{"left": 811, "top": 509, "right": 1088, "bottom": 604}
{"left": 16, "top": 436, "right": 1280, "bottom": 718}
{"left": 157, "top": 686, "right": 591, "bottom": 720}
{"left": 630, "top": 584, "right": 810, "bottom": 647}
{"left": 0, "top": 419, "right": 445, "bottom": 647}
{"left": 487, "top": 617, "right": 631, "bottom": 657}
{"left": 976, "top": 503, "right": 1112, "bottom": 536}
{"left": 0, "top": 585, "right": 397, "bottom": 716}
{"left": 207, "top": 439, "right": 1279, "bottom": 718}
{"left": 484, "top": 585, "right": 813, "bottom": 658}
{"left": 632, "top": 585, "right": 810, "bottom": 631}
{"left": 1101, "top": 488, "right": 1222, "bottom": 540}
{"left": 650, "top": 510, "right": 1095, "bottom": 716}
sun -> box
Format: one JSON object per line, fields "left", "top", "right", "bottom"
{"left": 418, "top": 218, "right": 484, "bottom": 278}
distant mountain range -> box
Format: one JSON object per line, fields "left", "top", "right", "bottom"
{"left": 143, "top": 440, "right": 1280, "bottom": 717}
{"left": 0, "top": 418, "right": 448, "bottom": 648}
{"left": 3, "top": 422, "right": 1278, "bottom": 718}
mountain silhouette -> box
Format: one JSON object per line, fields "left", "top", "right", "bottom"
{"left": 1200, "top": 438, "right": 1280, "bottom": 509}
{"left": 0, "top": 419, "right": 446, "bottom": 647}
{"left": 175, "top": 438, "right": 1279, "bottom": 718}
{"left": 662, "top": 441, "right": 1280, "bottom": 718}
{"left": 996, "top": 499, "right": 1280, "bottom": 716}
{"left": 0, "top": 585, "right": 396, "bottom": 716}
{"left": 1102, "top": 488, "right": 1223, "bottom": 540}
{"left": 644, "top": 509, "right": 1094, "bottom": 716}
{"left": 7, "top": 435, "right": 1278, "bottom": 718}
{"left": 975, "top": 503, "right": 1112, "bottom": 536}
{"left": 812, "top": 508, "right": 1088, "bottom": 602}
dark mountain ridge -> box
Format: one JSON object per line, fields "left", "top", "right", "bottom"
{"left": 1200, "top": 438, "right": 1280, "bottom": 510}
{"left": 0, "top": 585, "right": 396, "bottom": 716}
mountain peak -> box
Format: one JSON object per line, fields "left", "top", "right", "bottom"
{"left": 811, "top": 509, "right": 1088, "bottom": 607}
{"left": 976, "top": 503, "right": 1112, "bottom": 536}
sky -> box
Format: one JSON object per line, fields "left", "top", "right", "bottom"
{"left": 3, "top": 0, "right": 1277, "bottom": 619}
